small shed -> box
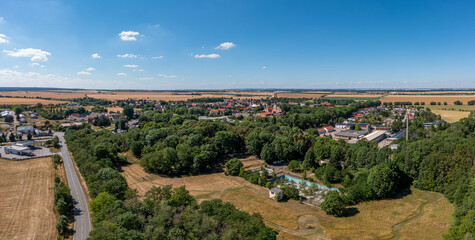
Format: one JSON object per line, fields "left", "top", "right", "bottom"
{"left": 269, "top": 188, "right": 283, "bottom": 201}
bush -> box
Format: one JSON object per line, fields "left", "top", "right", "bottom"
{"left": 288, "top": 160, "right": 301, "bottom": 172}
{"left": 321, "top": 191, "right": 347, "bottom": 217}
{"left": 281, "top": 184, "right": 300, "bottom": 200}
{"left": 224, "top": 158, "right": 243, "bottom": 176}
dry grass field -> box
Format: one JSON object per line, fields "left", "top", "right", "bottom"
{"left": 121, "top": 161, "right": 453, "bottom": 240}
{"left": 381, "top": 95, "right": 475, "bottom": 105}
{"left": 121, "top": 163, "right": 250, "bottom": 201}
{"left": 0, "top": 157, "right": 57, "bottom": 240}
{"left": 0, "top": 97, "right": 65, "bottom": 105}
{"left": 428, "top": 105, "right": 475, "bottom": 123}
{"left": 398, "top": 196, "right": 454, "bottom": 240}
{"left": 315, "top": 189, "right": 453, "bottom": 240}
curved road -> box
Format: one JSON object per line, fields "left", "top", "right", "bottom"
{"left": 56, "top": 132, "right": 91, "bottom": 240}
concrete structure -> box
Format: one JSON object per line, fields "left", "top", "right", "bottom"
{"left": 269, "top": 188, "right": 283, "bottom": 200}
{"left": 17, "top": 126, "right": 34, "bottom": 134}
{"left": 4, "top": 145, "right": 33, "bottom": 156}
{"left": 333, "top": 130, "right": 369, "bottom": 141}
{"left": 363, "top": 130, "right": 387, "bottom": 143}
{"left": 1, "top": 110, "right": 13, "bottom": 118}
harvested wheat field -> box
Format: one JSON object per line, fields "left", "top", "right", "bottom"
{"left": 0, "top": 157, "right": 57, "bottom": 240}
{"left": 0, "top": 90, "right": 89, "bottom": 99}
{"left": 87, "top": 91, "right": 274, "bottom": 101}
{"left": 276, "top": 92, "right": 325, "bottom": 99}
{"left": 381, "top": 95, "right": 475, "bottom": 105}
{"left": 0, "top": 97, "right": 65, "bottom": 105}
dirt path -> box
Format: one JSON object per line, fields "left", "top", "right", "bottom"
{"left": 389, "top": 195, "right": 443, "bottom": 240}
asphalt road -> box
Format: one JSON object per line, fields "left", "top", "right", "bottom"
{"left": 56, "top": 132, "right": 91, "bottom": 240}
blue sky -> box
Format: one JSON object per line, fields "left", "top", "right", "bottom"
{"left": 0, "top": 0, "right": 474, "bottom": 89}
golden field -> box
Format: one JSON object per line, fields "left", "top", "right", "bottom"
{"left": 0, "top": 157, "right": 57, "bottom": 240}
{"left": 381, "top": 95, "right": 475, "bottom": 105}
{"left": 0, "top": 97, "right": 65, "bottom": 105}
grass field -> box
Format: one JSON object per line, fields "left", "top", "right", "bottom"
{"left": 426, "top": 105, "right": 474, "bottom": 122}
{"left": 0, "top": 157, "right": 57, "bottom": 240}
{"left": 0, "top": 97, "right": 65, "bottom": 105}
{"left": 381, "top": 95, "right": 475, "bottom": 105}
{"left": 121, "top": 161, "right": 453, "bottom": 239}
{"left": 316, "top": 188, "right": 453, "bottom": 240}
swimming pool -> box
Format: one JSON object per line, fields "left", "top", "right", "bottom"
{"left": 274, "top": 174, "right": 339, "bottom": 191}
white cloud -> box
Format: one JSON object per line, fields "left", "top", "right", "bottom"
{"left": 139, "top": 77, "right": 154, "bottom": 80}
{"left": 0, "top": 17, "right": 4, "bottom": 23}
{"left": 119, "top": 31, "right": 140, "bottom": 41}
{"left": 117, "top": 73, "right": 127, "bottom": 76}
{"left": 194, "top": 54, "right": 220, "bottom": 59}
{"left": 3, "top": 48, "right": 51, "bottom": 61}
{"left": 158, "top": 73, "right": 178, "bottom": 78}
{"left": 117, "top": 53, "right": 137, "bottom": 58}
{"left": 91, "top": 53, "right": 102, "bottom": 59}
{"left": 152, "top": 56, "right": 163, "bottom": 59}
{"left": 132, "top": 69, "right": 144, "bottom": 72}
{"left": 86, "top": 67, "right": 96, "bottom": 71}
{"left": 262, "top": 65, "right": 267, "bottom": 70}
{"left": 124, "top": 64, "right": 138, "bottom": 68}
{"left": 77, "top": 71, "right": 91, "bottom": 75}
{"left": 13, "top": 65, "right": 19, "bottom": 69}
{"left": 215, "top": 42, "right": 236, "bottom": 50}
{"left": 30, "top": 62, "right": 40, "bottom": 67}
{"left": 0, "top": 34, "right": 9, "bottom": 44}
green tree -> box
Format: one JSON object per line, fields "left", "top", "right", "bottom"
{"left": 224, "top": 158, "right": 243, "bottom": 176}
{"left": 123, "top": 105, "right": 134, "bottom": 119}
{"left": 288, "top": 160, "right": 301, "bottom": 172}
{"left": 321, "top": 191, "right": 346, "bottom": 217}
{"left": 56, "top": 215, "right": 69, "bottom": 235}
{"left": 130, "top": 141, "right": 144, "bottom": 158}
{"left": 367, "top": 165, "right": 398, "bottom": 199}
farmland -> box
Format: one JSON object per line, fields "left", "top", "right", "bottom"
{"left": 0, "top": 97, "right": 65, "bottom": 105}
{"left": 275, "top": 92, "right": 326, "bottom": 99}
{"left": 0, "top": 157, "right": 57, "bottom": 240}
{"left": 322, "top": 94, "right": 382, "bottom": 101}
{"left": 380, "top": 95, "right": 475, "bottom": 105}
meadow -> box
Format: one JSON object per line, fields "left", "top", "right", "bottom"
{"left": 121, "top": 157, "right": 454, "bottom": 240}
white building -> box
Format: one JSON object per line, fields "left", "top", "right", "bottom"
{"left": 269, "top": 188, "right": 283, "bottom": 201}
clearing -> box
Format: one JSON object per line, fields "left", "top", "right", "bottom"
{"left": 121, "top": 161, "right": 453, "bottom": 240}
{"left": 0, "top": 157, "right": 57, "bottom": 240}
{"left": 315, "top": 188, "right": 453, "bottom": 240}
{"left": 428, "top": 105, "right": 475, "bottom": 123}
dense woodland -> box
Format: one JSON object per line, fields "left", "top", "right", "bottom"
{"left": 64, "top": 100, "right": 475, "bottom": 239}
